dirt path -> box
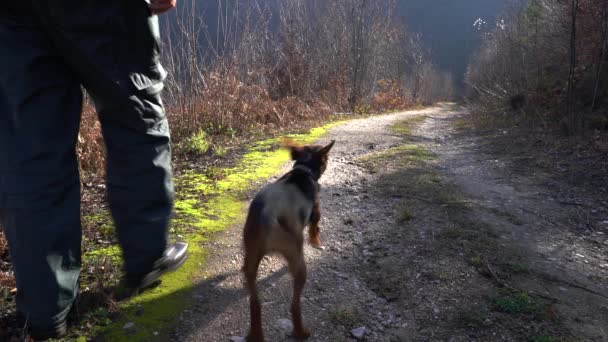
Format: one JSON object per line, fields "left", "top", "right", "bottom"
{"left": 169, "top": 106, "right": 608, "bottom": 341}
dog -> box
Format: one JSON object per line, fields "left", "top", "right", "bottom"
{"left": 242, "top": 139, "right": 335, "bottom": 341}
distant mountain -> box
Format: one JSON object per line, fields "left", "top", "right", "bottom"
{"left": 398, "top": 0, "right": 506, "bottom": 87}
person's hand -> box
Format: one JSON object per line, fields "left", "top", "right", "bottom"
{"left": 148, "top": 0, "right": 177, "bottom": 15}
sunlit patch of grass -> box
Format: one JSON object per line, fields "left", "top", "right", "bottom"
{"left": 359, "top": 144, "right": 436, "bottom": 173}
{"left": 391, "top": 115, "right": 428, "bottom": 136}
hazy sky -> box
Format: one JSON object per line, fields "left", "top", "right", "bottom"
{"left": 399, "top": 0, "right": 506, "bottom": 85}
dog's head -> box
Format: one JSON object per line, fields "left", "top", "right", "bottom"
{"left": 283, "top": 139, "right": 336, "bottom": 177}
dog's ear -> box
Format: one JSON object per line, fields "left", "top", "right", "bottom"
{"left": 318, "top": 140, "right": 335, "bottom": 156}
{"left": 289, "top": 146, "right": 304, "bottom": 160}
{"left": 282, "top": 138, "right": 304, "bottom": 160}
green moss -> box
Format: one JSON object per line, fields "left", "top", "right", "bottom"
{"left": 89, "top": 121, "right": 341, "bottom": 341}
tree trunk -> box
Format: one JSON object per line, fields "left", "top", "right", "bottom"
{"left": 566, "top": 0, "right": 579, "bottom": 135}
{"left": 592, "top": 0, "right": 608, "bottom": 110}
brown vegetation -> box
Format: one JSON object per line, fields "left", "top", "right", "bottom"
{"left": 161, "top": 0, "right": 454, "bottom": 141}
{"left": 71, "top": 0, "right": 455, "bottom": 183}
{"left": 466, "top": 0, "right": 608, "bottom": 137}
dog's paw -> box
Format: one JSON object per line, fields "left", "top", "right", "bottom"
{"left": 309, "top": 237, "right": 323, "bottom": 249}
{"left": 311, "top": 244, "right": 325, "bottom": 250}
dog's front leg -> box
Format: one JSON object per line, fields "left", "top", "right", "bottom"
{"left": 308, "top": 200, "right": 322, "bottom": 247}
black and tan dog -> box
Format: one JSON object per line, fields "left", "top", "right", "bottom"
{"left": 242, "top": 139, "right": 335, "bottom": 341}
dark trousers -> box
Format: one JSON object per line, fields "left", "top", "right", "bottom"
{"left": 0, "top": 1, "right": 174, "bottom": 329}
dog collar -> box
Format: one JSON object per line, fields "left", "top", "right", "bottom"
{"left": 293, "top": 164, "right": 317, "bottom": 179}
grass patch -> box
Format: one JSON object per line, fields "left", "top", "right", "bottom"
{"left": 391, "top": 115, "right": 428, "bottom": 136}
{"left": 453, "top": 116, "right": 475, "bottom": 132}
{"left": 467, "top": 255, "right": 484, "bottom": 268}
{"left": 509, "top": 263, "right": 530, "bottom": 274}
{"left": 398, "top": 205, "right": 414, "bottom": 222}
{"left": 439, "top": 227, "right": 477, "bottom": 240}
{"left": 492, "top": 289, "right": 545, "bottom": 316}
{"left": 361, "top": 144, "right": 435, "bottom": 170}
{"left": 328, "top": 306, "right": 362, "bottom": 327}
{"left": 528, "top": 335, "right": 559, "bottom": 342}
{"left": 459, "top": 312, "right": 488, "bottom": 328}
{"left": 483, "top": 206, "right": 526, "bottom": 226}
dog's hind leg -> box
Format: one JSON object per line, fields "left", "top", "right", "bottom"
{"left": 286, "top": 249, "right": 311, "bottom": 340}
{"left": 244, "top": 248, "right": 264, "bottom": 342}
{"left": 308, "top": 200, "right": 322, "bottom": 247}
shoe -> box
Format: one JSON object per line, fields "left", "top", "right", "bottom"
{"left": 114, "top": 242, "right": 189, "bottom": 300}
{"left": 29, "top": 320, "right": 67, "bottom": 341}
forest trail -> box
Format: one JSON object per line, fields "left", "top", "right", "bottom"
{"left": 170, "top": 105, "right": 608, "bottom": 342}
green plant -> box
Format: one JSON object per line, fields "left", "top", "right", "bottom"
{"left": 181, "top": 130, "right": 209, "bottom": 155}
{"left": 528, "top": 335, "right": 558, "bottom": 342}
{"left": 398, "top": 205, "right": 414, "bottom": 222}
{"left": 492, "top": 289, "right": 543, "bottom": 315}
{"left": 509, "top": 263, "right": 529, "bottom": 274}
{"left": 460, "top": 312, "right": 486, "bottom": 328}
{"left": 354, "top": 104, "right": 372, "bottom": 115}
{"left": 213, "top": 145, "right": 228, "bottom": 157}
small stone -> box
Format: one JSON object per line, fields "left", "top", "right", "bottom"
{"left": 229, "top": 337, "right": 246, "bottom": 342}
{"left": 123, "top": 322, "right": 136, "bottom": 332}
{"left": 351, "top": 326, "right": 366, "bottom": 339}
{"left": 275, "top": 318, "right": 293, "bottom": 332}
{"left": 135, "top": 304, "right": 144, "bottom": 316}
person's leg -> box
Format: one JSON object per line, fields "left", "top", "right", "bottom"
{"left": 93, "top": 3, "right": 175, "bottom": 279}
{"left": 0, "top": 19, "right": 82, "bottom": 335}
{"left": 36, "top": 1, "right": 185, "bottom": 284}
